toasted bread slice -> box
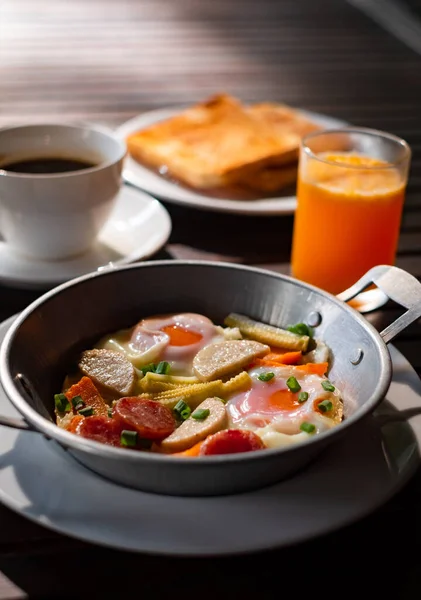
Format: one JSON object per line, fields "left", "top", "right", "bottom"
{"left": 225, "top": 103, "right": 319, "bottom": 194}
{"left": 248, "top": 103, "right": 321, "bottom": 145}
{"left": 126, "top": 94, "right": 320, "bottom": 192}
{"left": 126, "top": 94, "right": 306, "bottom": 190}
{"left": 240, "top": 163, "right": 298, "bottom": 193}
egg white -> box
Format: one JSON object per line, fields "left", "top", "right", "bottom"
{"left": 227, "top": 365, "right": 342, "bottom": 447}
{"left": 97, "top": 313, "right": 225, "bottom": 375}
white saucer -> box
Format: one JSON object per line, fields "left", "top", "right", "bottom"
{"left": 0, "top": 315, "right": 419, "bottom": 556}
{"left": 0, "top": 186, "right": 172, "bottom": 290}
{"left": 116, "top": 107, "right": 347, "bottom": 216}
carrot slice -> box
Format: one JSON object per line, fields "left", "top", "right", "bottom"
{"left": 251, "top": 358, "right": 328, "bottom": 376}
{"left": 252, "top": 352, "right": 302, "bottom": 369}
{"left": 293, "top": 362, "right": 329, "bottom": 376}
{"left": 65, "top": 376, "right": 109, "bottom": 417}
{"left": 254, "top": 358, "right": 287, "bottom": 368}
{"left": 67, "top": 415, "right": 84, "bottom": 433}
{"left": 263, "top": 351, "right": 302, "bottom": 365}
{"left": 172, "top": 441, "right": 203, "bottom": 457}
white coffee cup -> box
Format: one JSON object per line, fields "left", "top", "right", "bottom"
{"left": 0, "top": 123, "right": 126, "bottom": 261}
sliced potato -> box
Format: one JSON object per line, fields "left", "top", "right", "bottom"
{"left": 78, "top": 349, "right": 136, "bottom": 399}
{"left": 160, "top": 398, "right": 228, "bottom": 452}
{"left": 224, "top": 313, "right": 309, "bottom": 352}
{"left": 193, "top": 340, "right": 269, "bottom": 382}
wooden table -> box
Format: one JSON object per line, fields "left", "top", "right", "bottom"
{"left": 1, "top": 0, "right": 421, "bottom": 597}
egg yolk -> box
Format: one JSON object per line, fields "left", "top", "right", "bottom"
{"left": 268, "top": 389, "right": 301, "bottom": 411}
{"left": 161, "top": 324, "right": 203, "bottom": 346}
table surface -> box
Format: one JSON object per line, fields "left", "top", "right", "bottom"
{"left": 1, "top": 0, "right": 421, "bottom": 597}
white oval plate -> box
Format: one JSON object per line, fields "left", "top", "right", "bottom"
{"left": 0, "top": 315, "right": 419, "bottom": 556}
{"left": 115, "top": 108, "right": 347, "bottom": 216}
{"left": 0, "top": 186, "right": 172, "bottom": 290}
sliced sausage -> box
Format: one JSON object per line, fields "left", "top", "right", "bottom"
{"left": 200, "top": 429, "right": 265, "bottom": 455}
{"left": 79, "top": 349, "right": 136, "bottom": 399}
{"left": 113, "top": 397, "right": 176, "bottom": 440}
{"left": 160, "top": 397, "right": 227, "bottom": 453}
{"left": 193, "top": 340, "right": 270, "bottom": 382}
{"left": 76, "top": 415, "right": 126, "bottom": 447}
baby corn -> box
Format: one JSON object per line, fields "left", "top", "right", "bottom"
{"left": 139, "top": 372, "right": 200, "bottom": 393}
{"left": 145, "top": 371, "right": 253, "bottom": 409}
{"left": 155, "top": 380, "right": 223, "bottom": 410}
{"left": 221, "top": 371, "right": 252, "bottom": 394}
{"left": 224, "top": 313, "right": 309, "bottom": 352}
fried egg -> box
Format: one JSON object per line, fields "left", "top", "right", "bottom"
{"left": 98, "top": 313, "right": 224, "bottom": 374}
{"left": 227, "top": 365, "right": 343, "bottom": 448}
{"left": 140, "top": 313, "right": 224, "bottom": 373}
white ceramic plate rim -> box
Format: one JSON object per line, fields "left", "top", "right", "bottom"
{"left": 0, "top": 186, "right": 172, "bottom": 289}
{"left": 0, "top": 316, "right": 419, "bottom": 556}
{"left": 115, "top": 107, "right": 348, "bottom": 216}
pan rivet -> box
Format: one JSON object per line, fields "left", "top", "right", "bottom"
{"left": 307, "top": 311, "right": 322, "bottom": 327}
{"left": 350, "top": 349, "right": 364, "bottom": 365}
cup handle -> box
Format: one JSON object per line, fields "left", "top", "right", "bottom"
{"left": 337, "top": 265, "right": 421, "bottom": 344}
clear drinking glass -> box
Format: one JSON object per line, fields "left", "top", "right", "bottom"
{"left": 291, "top": 127, "right": 411, "bottom": 304}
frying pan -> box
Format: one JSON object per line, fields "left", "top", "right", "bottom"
{"left": 0, "top": 261, "right": 420, "bottom": 496}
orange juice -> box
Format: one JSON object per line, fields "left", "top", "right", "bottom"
{"left": 291, "top": 152, "right": 406, "bottom": 295}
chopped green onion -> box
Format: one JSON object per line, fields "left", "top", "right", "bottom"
{"left": 298, "top": 391, "right": 309, "bottom": 403}
{"left": 258, "top": 372, "right": 275, "bottom": 382}
{"left": 54, "top": 393, "right": 67, "bottom": 404}
{"left": 78, "top": 406, "right": 94, "bottom": 417}
{"left": 71, "top": 395, "right": 85, "bottom": 410}
{"left": 107, "top": 408, "right": 113, "bottom": 418}
{"left": 140, "top": 362, "right": 171, "bottom": 375}
{"left": 286, "top": 376, "right": 301, "bottom": 393}
{"left": 321, "top": 380, "right": 335, "bottom": 392}
{"left": 141, "top": 363, "right": 157, "bottom": 374}
{"left": 54, "top": 393, "right": 70, "bottom": 413}
{"left": 191, "top": 408, "right": 210, "bottom": 420}
{"left": 287, "top": 323, "right": 314, "bottom": 337}
{"left": 300, "top": 422, "right": 316, "bottom": 434}
{"left": 318, "top": 399, "right": 333, "bottom": 413}
{"left": 173, "top": 399, "right": 191, "bottom": 421}
{"left": 120, "top": 430, "right": 138, "bottom": 448}
{"left": 155, "top": 361, "right": 171, "bottom": 375}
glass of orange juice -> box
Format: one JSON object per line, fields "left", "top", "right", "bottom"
{"left": 291, "top": 128, "right": 411, "bottom": 298}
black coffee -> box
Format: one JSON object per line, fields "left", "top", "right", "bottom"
{"left": 1, "top": 156, "right": 96, "bottom": 174}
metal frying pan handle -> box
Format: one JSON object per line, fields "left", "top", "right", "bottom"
{"left": 0, "top": 414, "right": 32, "bottom": 430}
{"left": 0, "top": 374, "right": 42, "bottom": 432}
{"left": 337, "top": 265, "right": 421, "bottom": 344}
